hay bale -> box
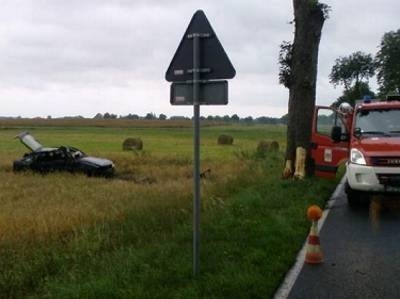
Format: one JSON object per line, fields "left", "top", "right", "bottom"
{"left": 270, "top": 141, "right": 279, "bottom": 152}
{"left": 122, "top": 138, "right": 143, "bottom": 151}
{"left": 257, "top": 141, "right": 270, "bottom": 154}
{"left": 257, "top": 140, "right": 279, "bottom": 154}
{"left": 217, "top": 134, "right": 234, "bottom": 145}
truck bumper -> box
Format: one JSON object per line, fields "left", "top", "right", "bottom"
{"left": 347, "top": 163, "right": 400, "bottom": 192}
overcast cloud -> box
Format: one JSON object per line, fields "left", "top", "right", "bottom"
{"left": 0, "top": 0, "right": 398, "bottom": 118}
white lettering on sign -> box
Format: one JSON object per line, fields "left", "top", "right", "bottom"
{"left": 324, "top": 149, "right": 332, "bottom": 163}
{"left": 174, "top": 69, "right": 184, "bottom": 75}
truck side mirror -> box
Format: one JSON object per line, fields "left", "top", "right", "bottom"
{"left": 331, "top": 126, "right": 342, "bottom": 142}
{"left": 354, "top": 127, "right": 362, "bottom": 138}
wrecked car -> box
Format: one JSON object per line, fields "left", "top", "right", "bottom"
{"left": 13, "top": 132, "right": 115, "bottom": 177}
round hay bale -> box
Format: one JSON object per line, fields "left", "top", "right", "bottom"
{"left": 257, "top": 140, "right": 279, "bottom": 153}
{"left": 270, "top": 141, "right": 279, "bottom": 152}
{"left": 217, "top": 134, "right": 234, "bottom": 145}
{"left": 257, "top": 140, "right": 270, "bottom": 154}
{"left": 122, "top": 138, "right": 143, "bottom": 151}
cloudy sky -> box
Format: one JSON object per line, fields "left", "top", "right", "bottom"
{"left": 0, "top": 0, "right": 398, "bottom": 118}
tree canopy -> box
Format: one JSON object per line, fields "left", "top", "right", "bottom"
{"left": 330, "top": 29, "right": 400, "bottom": 106}
{"left": 329, "top": 51, "right": 375, "bottom": 91}
{"left": 278, "top": 41, "right": 293, "bottom": 88}
{"left": 375, "top": 29, "right": 400, "bottom": 95}
{"left": 331, "top": 82, "right": 375, "bottom": 108}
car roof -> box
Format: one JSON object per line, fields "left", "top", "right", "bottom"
{"left": 36, "top": 148, "right": 59, "bottom": 152}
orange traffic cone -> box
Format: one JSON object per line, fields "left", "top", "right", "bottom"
{"left": 305, "top": 205, "right": 323, "bottom": 264}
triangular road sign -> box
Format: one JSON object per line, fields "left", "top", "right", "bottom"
{"left": 165, "top": 10, "right": 236, "bottom": 82}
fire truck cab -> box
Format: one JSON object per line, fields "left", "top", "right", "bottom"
{"left": 311, "top": 97, "right": 400, "bottom": 206}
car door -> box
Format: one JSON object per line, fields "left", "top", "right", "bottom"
{"left": 311, "top": 106, "right": 350, "bottom": 178}
{"left": 51, "top": 149, "right": 68, "bottom": 171}
{"left": 33, "top": 150, "right": 66, "bottom": 172}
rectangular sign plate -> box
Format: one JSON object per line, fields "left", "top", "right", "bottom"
{"left": 170, "top": 80, "right": 228, "bottom": 105}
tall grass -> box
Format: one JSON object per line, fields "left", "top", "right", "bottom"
{"left": 0, "top": 123, "right": 337, "bottom": 298}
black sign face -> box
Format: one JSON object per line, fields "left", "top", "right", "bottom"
{"left": 170, "top": 81, "right": 228, "bottom": 105}
{"left": 165, "top": 10, "right": 236, "bottom": 82}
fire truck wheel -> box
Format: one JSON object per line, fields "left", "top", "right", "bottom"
{"left": 345, "top": 181, "right": 367, "bottom": 207}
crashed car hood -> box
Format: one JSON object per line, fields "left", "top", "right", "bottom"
{"left": 16, "top": 132, "right": 43, "bottom": 152}
{"left": 79, "top": 157, "right": 113, "bottom": 167}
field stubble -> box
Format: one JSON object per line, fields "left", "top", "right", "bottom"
{"left": 0, "top": 150, "right": 247, "bottom": 243}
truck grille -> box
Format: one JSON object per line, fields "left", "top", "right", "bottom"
{"left": 370, "top": 156, "right": 400, "bottom": 167}
{"left": 377, "top": 174, "right": 400, "bottom": 187}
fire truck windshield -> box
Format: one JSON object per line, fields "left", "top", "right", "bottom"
{"left": 355, "top": 108, "right": 400, "bottom": 136}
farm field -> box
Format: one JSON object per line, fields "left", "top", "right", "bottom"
{"left": 0, "top": 120, "right": 338, "bottom": 298}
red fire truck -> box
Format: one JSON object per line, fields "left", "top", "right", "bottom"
{"left": 311, "top": 96, "right": 400, "bottom": 206}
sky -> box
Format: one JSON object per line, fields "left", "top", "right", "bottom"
{"left": 0, "top": 0, "right": 399, "bottom": 118}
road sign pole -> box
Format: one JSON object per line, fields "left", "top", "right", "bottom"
{"left": 192, "top": 33, "right": 201, "bottom": 277}
{"left": 166, "top": 10, "right": 236, "bottom": 278}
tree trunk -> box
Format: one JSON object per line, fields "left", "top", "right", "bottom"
{"left": 283, "top": 0, "right": 327, "bottom": 179}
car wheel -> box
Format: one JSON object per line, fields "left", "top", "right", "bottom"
{"left": 102, "top": 167, "right": 115, "bottom": 178}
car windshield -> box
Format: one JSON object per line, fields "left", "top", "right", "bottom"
{"left": 69, "top": 147, "right": 85, "bottom": 158}
{"left": 16, "top": 132, "right": 43, "bottom": 151}
{"left": 355, "top": 108, "right": 400, "bottom": 137}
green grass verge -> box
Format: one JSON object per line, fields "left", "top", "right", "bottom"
{"left": 0, "top": 152, "right": 337, "bottom": 298}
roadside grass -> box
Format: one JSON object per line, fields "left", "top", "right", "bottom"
{"left": 0, "top": 123, "right": 337, "bottom": 298}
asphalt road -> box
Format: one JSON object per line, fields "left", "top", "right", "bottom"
{"left": 288, "top": 184, "right": 400, "bottom": 299}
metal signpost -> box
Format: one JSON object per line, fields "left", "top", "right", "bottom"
{"left": 165, "top": 10, "right": 236, "bottom": 277}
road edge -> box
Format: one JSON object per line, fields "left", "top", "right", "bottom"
{"left": 272, "top": 176, "right": 346, "bottom": 299}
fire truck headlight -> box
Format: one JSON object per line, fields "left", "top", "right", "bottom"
{"left": 350, "top": 148, "right": 366, "bottom": 165}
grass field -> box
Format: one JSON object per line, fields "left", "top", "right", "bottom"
{"left": 0, "top": 120, "right": 338, "bottom": 298}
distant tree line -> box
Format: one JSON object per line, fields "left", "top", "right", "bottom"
{"left": 92, "top": 112, "right": 287, "bottom": 124}
{"left": 0, "top": 113, "right": 287, "bottom": 124}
